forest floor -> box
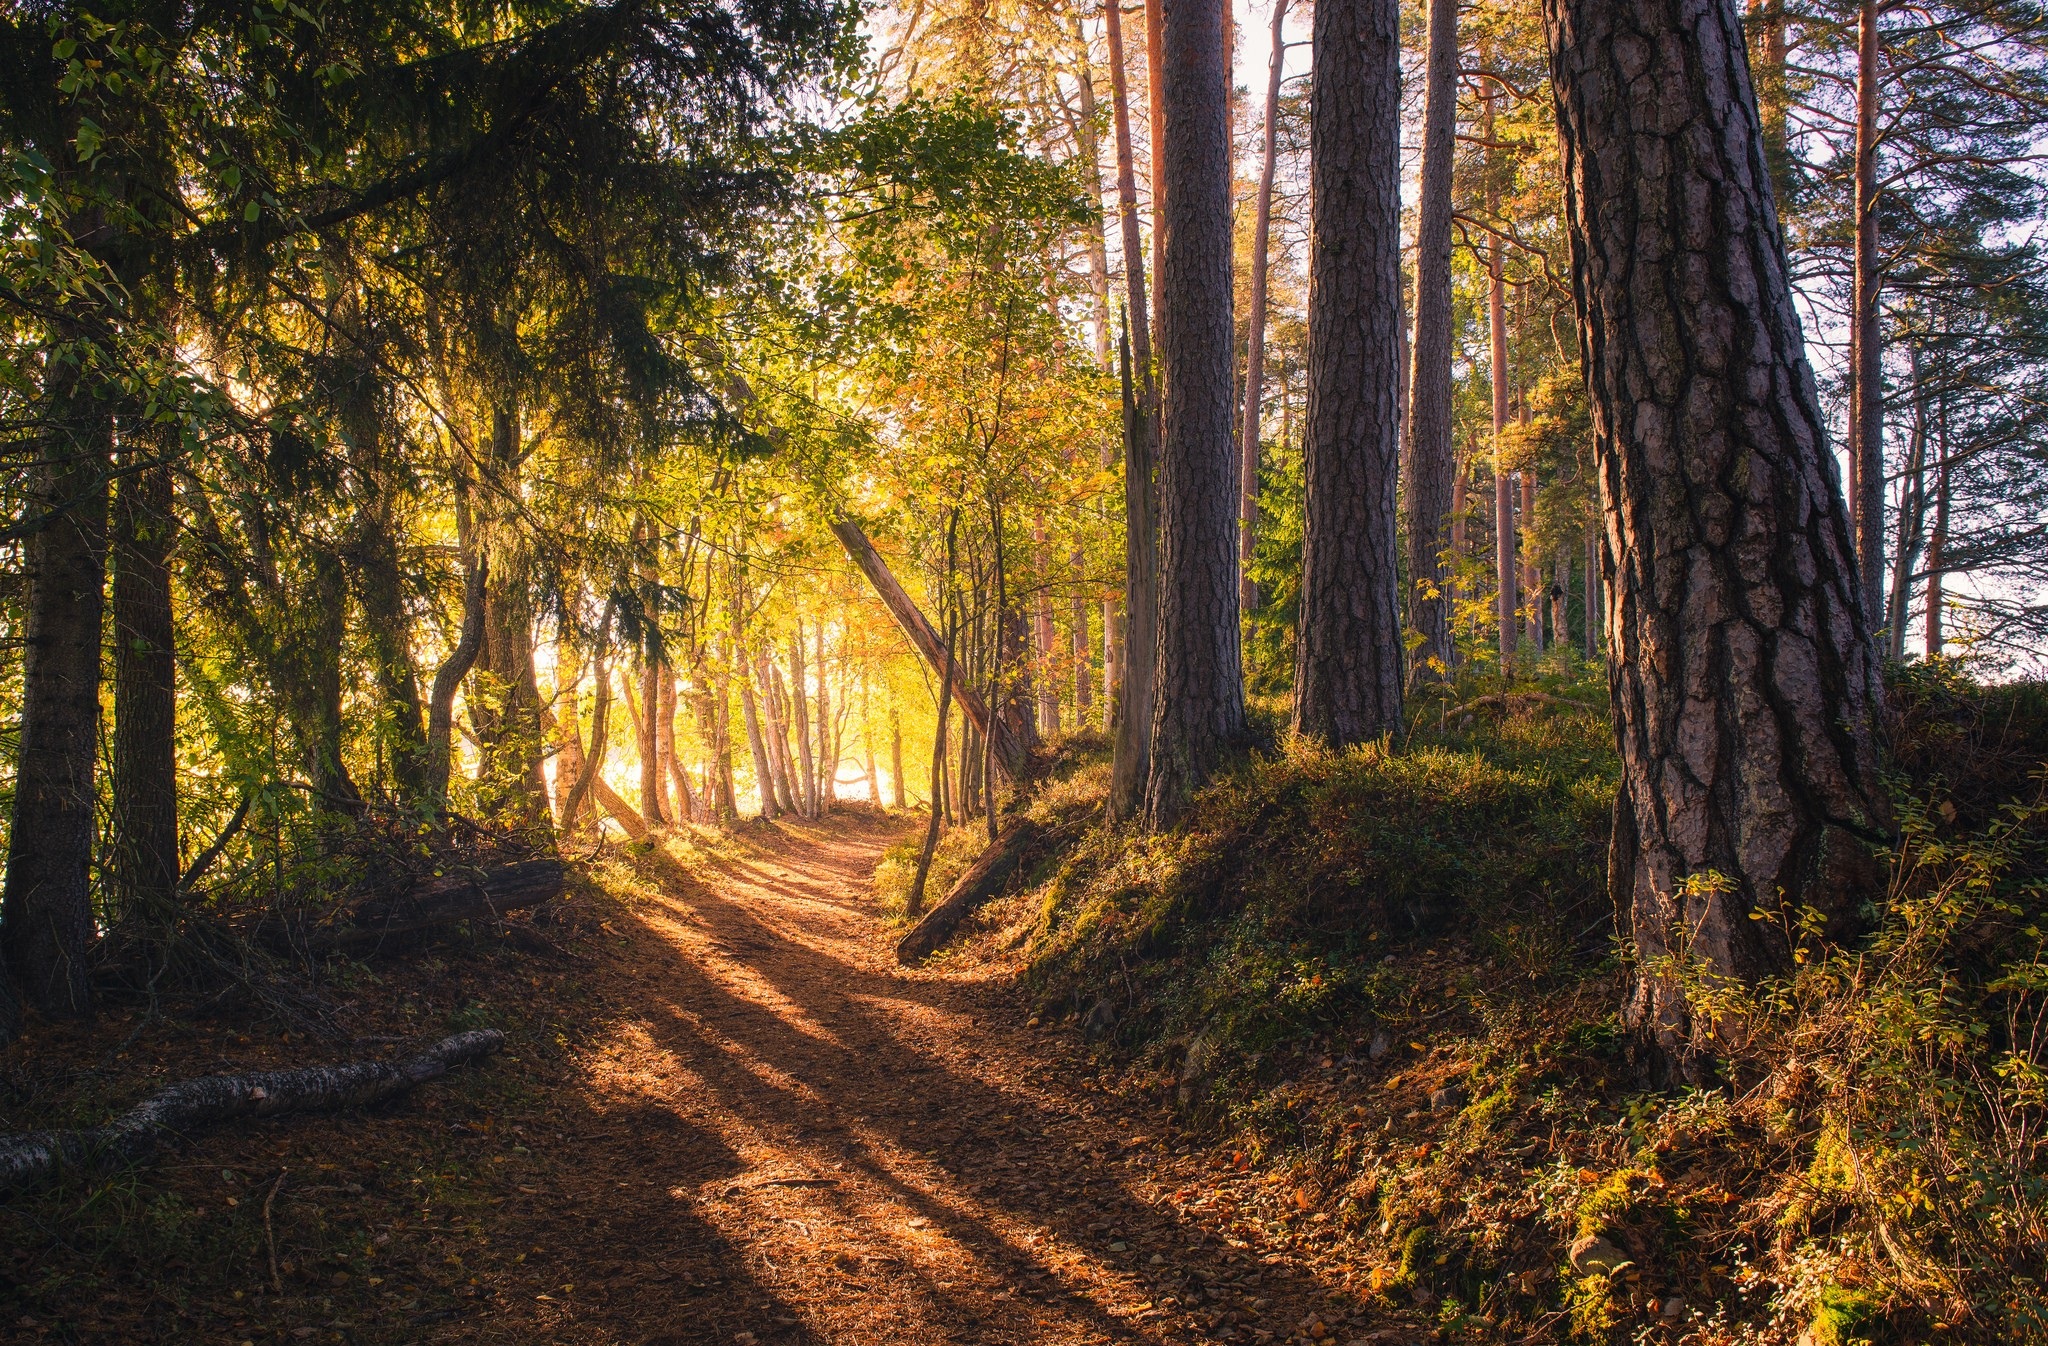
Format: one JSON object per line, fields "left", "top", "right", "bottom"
{"left": 2, "top": 810, "right": 1413, "bottom": 1346}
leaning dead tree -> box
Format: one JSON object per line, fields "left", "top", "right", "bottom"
{"left": 0, "top": 1029, "right": 505, "bottom": 1196}
{"left": 829, "top": 516, "right": 1029, "bottom": 778}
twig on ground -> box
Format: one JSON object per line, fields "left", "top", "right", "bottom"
{"left": 264, "top": 1167, "right": 287, "bottom": 1293}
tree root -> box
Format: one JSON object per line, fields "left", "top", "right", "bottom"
{"left": 0, "top": 1029, "right": 504, "bottom": 1197}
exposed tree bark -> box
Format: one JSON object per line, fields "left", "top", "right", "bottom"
{"left": 473, "top": 408, "right": 549, "bottom": 832}
{"left": 1545, "top": 0, "right": 1892, "bottom": 1069}
{"left": 0, "top": 1031, "right": 505, "bottom": 1197}
{"left": 424, "top": 561, "right": 489, "bottom": 807}
{"left": 1852, "top": 0, "right": 1886, "bottom": 626}
{"left": 638, "top": 660, "right": 668, "bottom": 825}
{"left": 1032, "top": 519, "right": 1060, "bottom": 735}
{"left": 1403, "top": 0, "right": 1459, "bottom": 679}
{"left": 738, "top": 643, "right": 779, "bottom": 819}
{"left": 1522, "top": 469, "right": 1542, "bottom": 648}
{"left": 894, "top": 820, "right": 1043, "bottom": 963}
{"left": 789, "top": 626, "right": 818, "bottom": 818}
{"left": 1146, "top": 0, "right": 1244, "bottom": 829}
{"left": 1238, "top": 0, "right": 1290, "bottom": 623}
{"left": 1293, "top": 0, "right": 1406, "bottom": 746}
{"left": 111, "top": 460, "right": 179, "bottom": 929}
{"left": 589, "top": 773, "right": 650, "bottom": 841}
{"left": 1484, "top": 68, "right": 1516, "bottom": 670}
{"left": 1886, "top": 354, "right": 1928, "bottom": 660}
{"left": 1105, "top": 0, "right": 1160, "bottom": 822}
{"left": 908, "top": 526, "right": 960, "bottom": 920}
{"left": 1924, "top": 399, "right": 1949, "bottom": 654}
{"left": 3, "top": 396, "right": 112, "bottom": 1030}
{"left": 1585, "top": 525, "right": 1600, "bottom": 658}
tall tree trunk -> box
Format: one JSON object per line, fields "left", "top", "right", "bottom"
{"left": 1403, "top": 0, "right": 1459, "bottom": 678}
{"left": 1924, "top": 396, "right": 1948, "bottom": 655}
{"left": 1071, "top": 7, "right": 1116, "bottom": 367}
{"left": 1748, "top": 0, "right": 1792, "bottom": 201}
{"left": 890, "top": 703, "right": 907, "bottom": 807}
{"left": 814, "top": 622, "right": 835, "bottom": 810}
{"left": 425, "top": 561, "right": 489, "bottom": 806}
{"left": 1107, "top": 0, "right": 1160, "bottom": 822}
{"left": 638, "top": 661, "right": 667, "bottom": 825}
{"left": 111, "top": 460, "right": 179, "bottom": 929}
{"left": 475, "top": 406, "right": 549, "bottom": 832}
{"left": 1033, "top": 520, "right": 1061, "bottom": 735}
{"left": 553, "top": 676, "right": 587, "bottom": 828}
{"left": 1852, "top": 0, "right": 1885, "bottom": 625}
{"left": 1292, "top": 0, "right": 1405, "bottom": 745}
{"left": 660, "top": 668, "right": 694, "bottom": 822}
{"left": 1237, "top": 0, "right": 1290, "bottom": 622}
{"left": 1147, "top": 0, "right": 1168, "bottom": 348}
{"left": 738, "top": 648, "right": 778, "bottom": 819}
{"left": 789, "top": 629, "right": 818, "bottom": 818}
{"left": 1886, "top": 351, "right": 1927, "bottom": 661}
{"left": 1546, "top": 0, "right": 1891, "bottom": 1071}
{"left": 1521, "top": 469, "right": 1541, "bottom": 649}
{"left": 4, "top": 399, "right": 112, "bottom": 1029}
{"left": 1071, "top": 554, "right": 1092, "bottom": 720}
{"left": 1146, "top": 0, "right": 1245, "bottom": 828}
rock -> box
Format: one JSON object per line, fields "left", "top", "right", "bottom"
{"left": 1659, "top": 1296, "right": 1687, "bottom": 1320}
{"left": 1367, "top": 1030, "right": 1393, "bottom": 1060}
{"left": 1083, "top": 997, "right": 1118, "bottom": 1036}
{"left": 1428, "top": 1085, "right": 1466, "bottom": 1113}
{"left": 1567, "top": 1233, "right": 1630, "bottom": 1277}
{"left": 1149, "top": 1253, "right": 1166, "bottom": 1265}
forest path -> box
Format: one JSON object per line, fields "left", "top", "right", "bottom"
{"left": 500, "top": 811, "right": 1351, "bottom": 1346}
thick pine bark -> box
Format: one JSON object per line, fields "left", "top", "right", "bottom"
{"left": 1403, "top": 0, "right": 1459, "bottom": 678}
{"left": 1292, "top": 0, "right": 1405, "bottom": 745}
{"left": 111, "top": 461, "right": 179, "bottom": 927}
{"left": 1490, "top": 244, "right": 1516, "bottom": 667}
{"left": 1145, "top": 0, "right": 1245, "bottom": 828}
{"left": 3, "top": 403, "right": 112, "bottom": 1028}
{"left": 1545, "top": 0, "right": 1891, "bottom": 1066}
{"left": 1105, "top": 0, "right": 1159, "bottom": 822}
{"left": 1237, "top": 0, "right": 1290, "bottom": 622}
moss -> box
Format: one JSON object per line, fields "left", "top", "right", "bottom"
{"left": 1807, "top": 1284, "right": 1882, "bottom": 1346}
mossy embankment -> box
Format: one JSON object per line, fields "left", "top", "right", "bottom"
{"left": 939, "top": 661, "right": 2048, "bottom": 1345}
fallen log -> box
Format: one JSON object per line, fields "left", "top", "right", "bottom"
{"left": 896, "top": 820, "right": 1041, "bottom": 964}
{"left": 315, "top": 859, "right": 566, "bottom": 951}
{"left": 588, "top": 776, "right": 651, "bottom": 841}
{"left": 0, "top": 1029, "right": 504, "bottom": 1197}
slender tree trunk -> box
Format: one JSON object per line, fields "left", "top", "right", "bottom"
{"left": 1853, "top": 0, "right": 1885, "bottom": 625}
{"left": 1071, "top": 553, "right": 1092, "bottom": 719}
{"left": 111, "top": 460, "right": 179, "bottom": 928}
{"left": 4, "top": 399, "right": 111, "bottom": 1029}
{"left": 1546, "top": 0, "right": 1891, "bottom": 1071}
{"left": 553, "top": 676, "right": 587, "bottom": 829}
{"left": 638, "top": 661, "right": 667, "bottom": 825}
{"left": 1146, "top": 0, "right": 1245, "bottom": 828}
{"left": 425, "top": 562, "right": 489, "bottom": 806}
{"left": 1748, "top": 0, "right": 1792, "bottom": 201}
{"left": 1292, "top": 0, "right": 1405, "bottom": 745}
{"left": 814, "top": 622, "right": 835, "bottom": 810}
{"left": 738, "top": 648, "right": 778, "bottom": 819}
{"left": 1147, "top": 0, "right": 1168, "bottom": 347}
{"left": 1107, "top": 0, "right": 1160, "bottom": 822}
{"left": 1521, "top": 470, "right": 1541, "bottom": 649}
{"left": 789, "top": 630, "right": 818, "bottom": 818}
{"left": 890, "top": 704, "right": 907, "bottom": 807}
{"left": 475, "top": 405, "right": 549, "bottom": 832}
{"left": 1238, "top": 0, "right": 1290, "bottom": 622}
{"left": 1032, "top": 520, "right": 1060, "bottom": 735}
{"left": 1072, "top": 7, "right": 1116, "bottom": 367}
{"left": 1924, "top": 397, "right": 1948, "bottom": 655}
{"left": 1403, "top": 0, "right": 1459, "bottom": 678}
{"left": 661, "top": 669, "right": 695, "bottom": 822}
{"left": 1886, "top": 352, "right": 1927, "bottom": 661}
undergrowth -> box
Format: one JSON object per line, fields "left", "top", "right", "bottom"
{"left": 1015, "top": 658, "right": 2048, "bottom": 1345}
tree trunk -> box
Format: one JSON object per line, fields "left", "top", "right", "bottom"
{"left": 111, "top": 460, "right": 179, "bottom": 929}
{"left": 1147, "top": 0, "right": 1168, "bottom": 347}
{"left": 475, "top": 407, "right": 549, "bottom": 832}
{"left": 1748, "top": 0, "right": 1792, "bottom": 201}
{"left": 738, "top": 647, "right": 778, "bottom": 819}
{"left": 1521, "top": 469, "right": 1542, "bottom": 648}
{"left": 1585, "top": 525, "right": 1600, "bottom": 659}
{"left": 1238, "top": 0, "right": 1290, "bottom": 623}
{"left": 1292, "top": 0, "right": 1405, "bottom": 746}
{"left": 789, "top": 628, "right": 818, "bottom": 818}
{"left": 1403, "top": 0, "right": 1459, "bottom": 679}
{"left": 1924, "top": 399, "right": 1948, "bottom": 654}
{"left": 1852, "top": 0, "right": 1885, "bottom": 624}
{"left": 4, "top": 401, "right": 112, "bottom": 1029}
{"left": 1886, "top": 354, "right": 1927, "bottom": 661}
{"left": 1033, "top": 520, "right": 1061, "bottom": 735}
{"left": 424, "top": 561, "right": 489, "bottom": 807}
{"left": 660, "top": 667, "right": 695, "bottom": 823}
{"left": 894, "top": 820, "right": 1043, "bottom": 963}
{"left": 1105, "top": 0, "right": 1160, "bottom": 822}
{"left": 814, "top": 622, "right": 835, "bottom": 810}
{"left": 638, "top": 660, "right": 668, "bottom": 825}
{"left": 1545, "top": 0, "right": 1891, "bottom": 1070}
{"left": 1071, "top": 554, "right": 1092, "bottom": 719}
{"left": 890, "top": 703, "right": 907, "bottom": 807}
{"left": 556, "top": 630, "right": 614, "bottom": 832}
{"left": 553, "top": 680, "right": 587, "bottom": 828}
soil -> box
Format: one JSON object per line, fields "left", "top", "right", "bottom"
{"left": 1, "top": 812, "right": 1405, "bottom": 1346}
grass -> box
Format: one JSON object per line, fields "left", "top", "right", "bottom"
{"left": 1007, "top": 658, "right": 2048, "bottom": 1345}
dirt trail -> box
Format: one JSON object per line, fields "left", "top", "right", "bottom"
{"left": 491, "top": 813, "right": 1351, "bottom": 1346}
{"left": 4, "top": 813, "right": 1380, "bottom": 1345}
